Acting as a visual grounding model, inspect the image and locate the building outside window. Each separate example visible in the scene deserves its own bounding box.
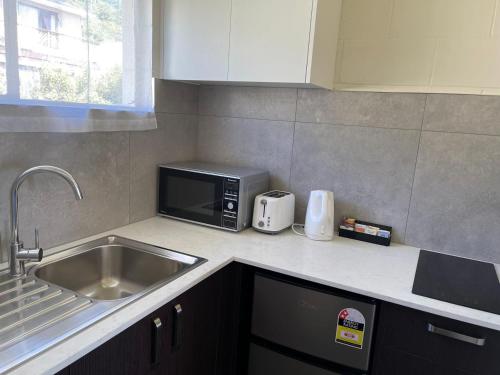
[0,0,152,111]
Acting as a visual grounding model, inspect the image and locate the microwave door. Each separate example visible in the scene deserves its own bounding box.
[159,169,224,226]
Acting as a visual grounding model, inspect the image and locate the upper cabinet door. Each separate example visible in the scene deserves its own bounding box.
[160,0,231,81]
[228,0,314,84]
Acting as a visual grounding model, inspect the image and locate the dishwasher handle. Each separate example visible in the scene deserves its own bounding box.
[427,323,486,347]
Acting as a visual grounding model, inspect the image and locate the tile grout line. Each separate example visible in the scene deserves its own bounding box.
[294,88,298,122]
[288,89,299,190]
[490,0,499,37]
[196,85,201,117]
[198,113,421,132]
[403,94,427,244]
[422,128,500,138]
[197,113,500,138]
[128,131,131,224]
[195,85,201,159]
[198,113,296,125]
[288,122,297,192]
[387,0,396,36]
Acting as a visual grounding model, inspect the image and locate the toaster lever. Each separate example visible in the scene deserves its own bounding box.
[261,199,267,218]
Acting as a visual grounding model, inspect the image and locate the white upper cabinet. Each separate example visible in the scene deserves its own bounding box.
[155,0,232,81]
[228,0,314,84]
[154,0,342,89]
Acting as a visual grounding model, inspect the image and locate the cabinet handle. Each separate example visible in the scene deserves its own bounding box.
[172,304,183,352]
[152,317,163,365]
[427,323,486,347]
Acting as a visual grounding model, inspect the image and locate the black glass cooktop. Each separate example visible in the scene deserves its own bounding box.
[412,250,500,315]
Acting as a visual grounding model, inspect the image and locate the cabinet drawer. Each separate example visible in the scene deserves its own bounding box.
[375,303,500,375]
[251,274,376,371]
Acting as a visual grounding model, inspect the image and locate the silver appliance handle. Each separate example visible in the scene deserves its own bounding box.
[427,323,486,346]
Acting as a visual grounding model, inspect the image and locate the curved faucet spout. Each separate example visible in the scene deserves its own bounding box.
[9,165,83,276]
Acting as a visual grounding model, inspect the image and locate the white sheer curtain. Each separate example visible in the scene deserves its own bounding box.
[0,0,156,132]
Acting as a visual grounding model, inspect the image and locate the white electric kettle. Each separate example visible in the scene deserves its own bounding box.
[304,190,334,241]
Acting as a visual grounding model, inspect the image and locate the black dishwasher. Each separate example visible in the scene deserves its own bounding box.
[248,273,377,375]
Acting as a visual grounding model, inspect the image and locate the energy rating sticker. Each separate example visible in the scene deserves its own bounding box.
[335,308,365,350]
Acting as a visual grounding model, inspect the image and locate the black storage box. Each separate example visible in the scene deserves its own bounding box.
[338,220,392,246]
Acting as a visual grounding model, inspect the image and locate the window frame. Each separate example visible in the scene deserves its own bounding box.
[3,0,21,101]
[0,0,149,113]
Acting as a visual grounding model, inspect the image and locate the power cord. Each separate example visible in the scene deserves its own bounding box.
[291,223,305,236]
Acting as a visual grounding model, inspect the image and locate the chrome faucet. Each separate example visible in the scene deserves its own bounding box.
[9,166,83,276]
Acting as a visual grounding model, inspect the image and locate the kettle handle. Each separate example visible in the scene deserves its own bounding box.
[320,193,329,216]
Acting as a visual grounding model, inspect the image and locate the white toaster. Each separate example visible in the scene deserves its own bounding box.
[252,191,295,234]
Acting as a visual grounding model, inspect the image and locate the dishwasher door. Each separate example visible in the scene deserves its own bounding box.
[251,274,376,372]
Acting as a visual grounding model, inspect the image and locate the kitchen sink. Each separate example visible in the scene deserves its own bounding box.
[34,237,200,301]
[0,236,205,373]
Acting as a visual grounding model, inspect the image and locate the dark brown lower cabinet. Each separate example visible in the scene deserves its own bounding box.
[372,302,500,375]
[65,263,243,375]
[58,266,500,375]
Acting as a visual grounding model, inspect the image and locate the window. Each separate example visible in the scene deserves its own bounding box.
[1,0,153,112]
[0,1,6,95]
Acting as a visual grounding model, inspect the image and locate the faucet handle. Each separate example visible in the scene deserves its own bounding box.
[35,228,40,250]
[18,228,43,262]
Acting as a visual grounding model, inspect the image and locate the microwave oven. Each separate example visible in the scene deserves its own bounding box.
[158,162,269,232]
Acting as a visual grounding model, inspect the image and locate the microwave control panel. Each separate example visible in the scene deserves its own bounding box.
[222,178,240,230]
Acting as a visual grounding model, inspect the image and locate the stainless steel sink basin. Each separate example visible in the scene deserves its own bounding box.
[0,236,205,373]
[35,238,198,300]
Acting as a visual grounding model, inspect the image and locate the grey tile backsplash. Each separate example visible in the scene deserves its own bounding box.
[130,113,198,223]
[0,132,130,263]
[2,81,500,264]
[296,89,427,129]
[406,132,500,263]
[0,80,198,263]
[290,123,420,243]
[197,85,500,262]
[199,85,298,121]
[197,116,294,191]
[423,94,500,136]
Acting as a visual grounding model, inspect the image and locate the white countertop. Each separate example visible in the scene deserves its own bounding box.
[8,217,500,374]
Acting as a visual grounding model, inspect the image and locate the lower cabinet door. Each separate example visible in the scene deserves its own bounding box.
[373,346,472,375]
[69,313,154,375]
[248,343,342,375]
[168,271,222,375]
[64,264,244,375]
[373,302,500,375]
[163,264,243,375]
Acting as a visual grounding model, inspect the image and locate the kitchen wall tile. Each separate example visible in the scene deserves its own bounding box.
[335,0,500,93]
[494,4,500,36]
[197,116,294,190]
[406,131,500,263]
[130,113,197,223]
[482,88,500,96]
[339,38,436,86]
[199,85,297,122]
[0,81,198,263]
[334,40,344,84]
[424,94,500,135]
[391,0,496,37]
[0,132,130,262]
[296,89,426,129]
[290,123,420,242]
[390,0,436,37]
[432,39,500,88]
[433,0,496,37]
[154,79,199,115]
[340,0,393,39]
